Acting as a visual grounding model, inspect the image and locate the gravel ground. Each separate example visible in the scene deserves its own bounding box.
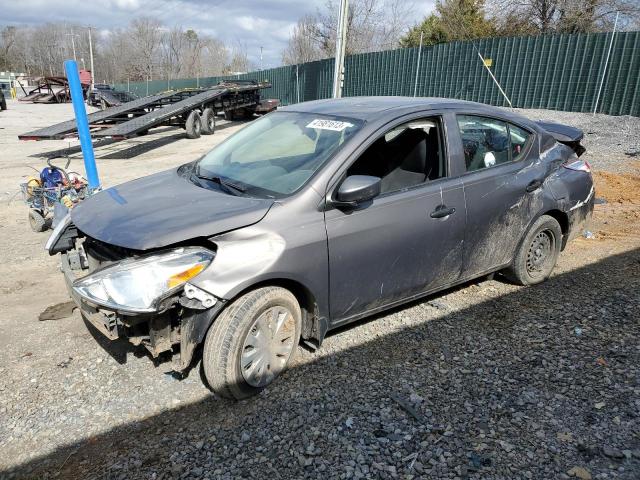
[0,100,639,480]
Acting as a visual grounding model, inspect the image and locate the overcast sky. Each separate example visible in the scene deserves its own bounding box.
[1,0,435,68]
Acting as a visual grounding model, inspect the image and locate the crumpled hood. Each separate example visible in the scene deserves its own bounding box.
[71,168,274,250]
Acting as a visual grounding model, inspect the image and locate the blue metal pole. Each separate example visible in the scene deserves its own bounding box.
[64,59,100,190]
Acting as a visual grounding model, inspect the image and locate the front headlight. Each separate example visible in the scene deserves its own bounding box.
[72,247,214,313]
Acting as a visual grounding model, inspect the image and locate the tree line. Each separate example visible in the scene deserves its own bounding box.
[1,0,637,83]
[282,0,640,64]
[0,18,250,84]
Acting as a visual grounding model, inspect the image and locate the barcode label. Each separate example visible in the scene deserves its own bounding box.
[306,119,354,131]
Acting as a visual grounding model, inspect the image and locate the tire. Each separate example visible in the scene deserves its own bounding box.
[185,110,202,139]
[201,108,216,135]
[28,210,47,232]
[503,215,562,286]
[0,98,6,110]
[224,110,236,121]
[203,286,301,400]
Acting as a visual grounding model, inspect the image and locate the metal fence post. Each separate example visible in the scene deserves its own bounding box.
[593,12,619,116]
[413,32,423,97]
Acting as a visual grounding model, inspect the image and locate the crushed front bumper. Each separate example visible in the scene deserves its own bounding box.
[60,251,224,371]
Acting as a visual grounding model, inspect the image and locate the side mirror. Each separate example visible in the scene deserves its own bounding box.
[333,175,381,207]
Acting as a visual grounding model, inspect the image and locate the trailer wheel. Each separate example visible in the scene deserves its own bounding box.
[28,210,47,232]
[185,111,202,139]
[201,108,216,135]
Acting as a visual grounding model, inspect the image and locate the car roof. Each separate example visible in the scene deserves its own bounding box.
[279,96,511,121]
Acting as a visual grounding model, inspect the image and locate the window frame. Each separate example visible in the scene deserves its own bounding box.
[332,114,450,201]
[455,113,535,175]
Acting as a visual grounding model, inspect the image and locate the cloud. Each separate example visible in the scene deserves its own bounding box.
[0,0,430,69]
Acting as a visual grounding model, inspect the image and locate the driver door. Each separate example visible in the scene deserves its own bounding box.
[324,115,466,324]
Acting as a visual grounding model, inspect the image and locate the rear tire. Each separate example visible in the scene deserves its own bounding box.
[28,210,47,232]
[202,286,301,400]
[185,111,202,139]
[201,108,215,135]
[503,215,562,285]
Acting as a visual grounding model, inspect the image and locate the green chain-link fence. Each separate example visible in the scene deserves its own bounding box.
[114,31,640,116]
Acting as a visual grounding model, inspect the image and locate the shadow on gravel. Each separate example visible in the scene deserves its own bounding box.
[5,248,640,480]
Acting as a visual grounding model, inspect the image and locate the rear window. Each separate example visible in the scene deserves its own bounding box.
[457,115,532,172]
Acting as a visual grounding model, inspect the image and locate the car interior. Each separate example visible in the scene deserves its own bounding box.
[458,115,531,172]
[347,117,446,194]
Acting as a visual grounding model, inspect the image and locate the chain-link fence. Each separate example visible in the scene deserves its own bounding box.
[114,31,640,116]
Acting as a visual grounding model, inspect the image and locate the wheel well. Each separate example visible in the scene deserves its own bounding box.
[543,209,569,249]
[227,279,319,341]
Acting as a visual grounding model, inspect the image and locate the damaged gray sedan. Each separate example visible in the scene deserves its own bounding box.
[46,97,594,399]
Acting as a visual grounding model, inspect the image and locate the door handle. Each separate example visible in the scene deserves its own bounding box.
[430,205,456,219]
[526,179,543,192]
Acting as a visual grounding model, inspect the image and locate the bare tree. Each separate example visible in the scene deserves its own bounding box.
[487,0,640,34]
[282,0,415,64]
[128,17,163,81]
[282,15,324,65]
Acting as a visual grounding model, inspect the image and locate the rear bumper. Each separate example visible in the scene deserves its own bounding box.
[565,189,595,245]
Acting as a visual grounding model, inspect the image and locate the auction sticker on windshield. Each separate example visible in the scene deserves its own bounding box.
[306,119,354,131]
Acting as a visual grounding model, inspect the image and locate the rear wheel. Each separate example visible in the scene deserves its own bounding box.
[202,286,301,400]
[201,108,216,135]
[185,110,202,139]
[504,215,562,285]
[28,210,47,232]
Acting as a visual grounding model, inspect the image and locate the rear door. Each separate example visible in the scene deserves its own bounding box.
[324,114,466,324]
[453,114,545,277]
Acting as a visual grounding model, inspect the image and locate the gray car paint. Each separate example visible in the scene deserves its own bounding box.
[54,97,594,352]
[71,168,274,250]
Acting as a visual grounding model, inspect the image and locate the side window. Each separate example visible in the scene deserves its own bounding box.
[457,115,510,172]
[346,117,446,194]
[509,123,532,161]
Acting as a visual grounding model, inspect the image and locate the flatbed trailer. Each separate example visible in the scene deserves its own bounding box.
[19,81,270,142]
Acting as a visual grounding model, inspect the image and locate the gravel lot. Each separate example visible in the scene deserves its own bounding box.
[0,99,639,480]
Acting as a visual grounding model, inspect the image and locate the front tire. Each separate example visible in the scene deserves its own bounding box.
[28,210,47,232]
[504,215,562,285]
[202,286,301,400]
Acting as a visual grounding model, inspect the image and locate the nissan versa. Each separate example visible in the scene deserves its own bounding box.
[46,97,594,399]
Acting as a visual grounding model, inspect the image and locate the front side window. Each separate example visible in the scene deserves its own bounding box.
[346,116,446,195]
[197,112,362,197]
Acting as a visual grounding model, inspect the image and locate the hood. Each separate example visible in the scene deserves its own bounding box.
[71,168,274,250]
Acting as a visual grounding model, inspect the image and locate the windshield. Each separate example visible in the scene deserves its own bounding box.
[196,111,362,198]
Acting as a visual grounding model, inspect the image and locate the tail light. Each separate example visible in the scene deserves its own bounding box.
[563,159,591,173]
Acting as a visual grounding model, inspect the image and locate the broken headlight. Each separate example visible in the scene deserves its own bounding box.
[72,247,214,313]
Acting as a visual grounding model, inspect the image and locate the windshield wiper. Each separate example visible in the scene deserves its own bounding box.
[193,166,247,195]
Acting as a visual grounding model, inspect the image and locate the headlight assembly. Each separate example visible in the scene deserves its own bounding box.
[72,247,214,313]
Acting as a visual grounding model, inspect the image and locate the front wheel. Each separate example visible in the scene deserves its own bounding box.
[28,210,47,232]
[202,286,301,400]
[503,215,562,285]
